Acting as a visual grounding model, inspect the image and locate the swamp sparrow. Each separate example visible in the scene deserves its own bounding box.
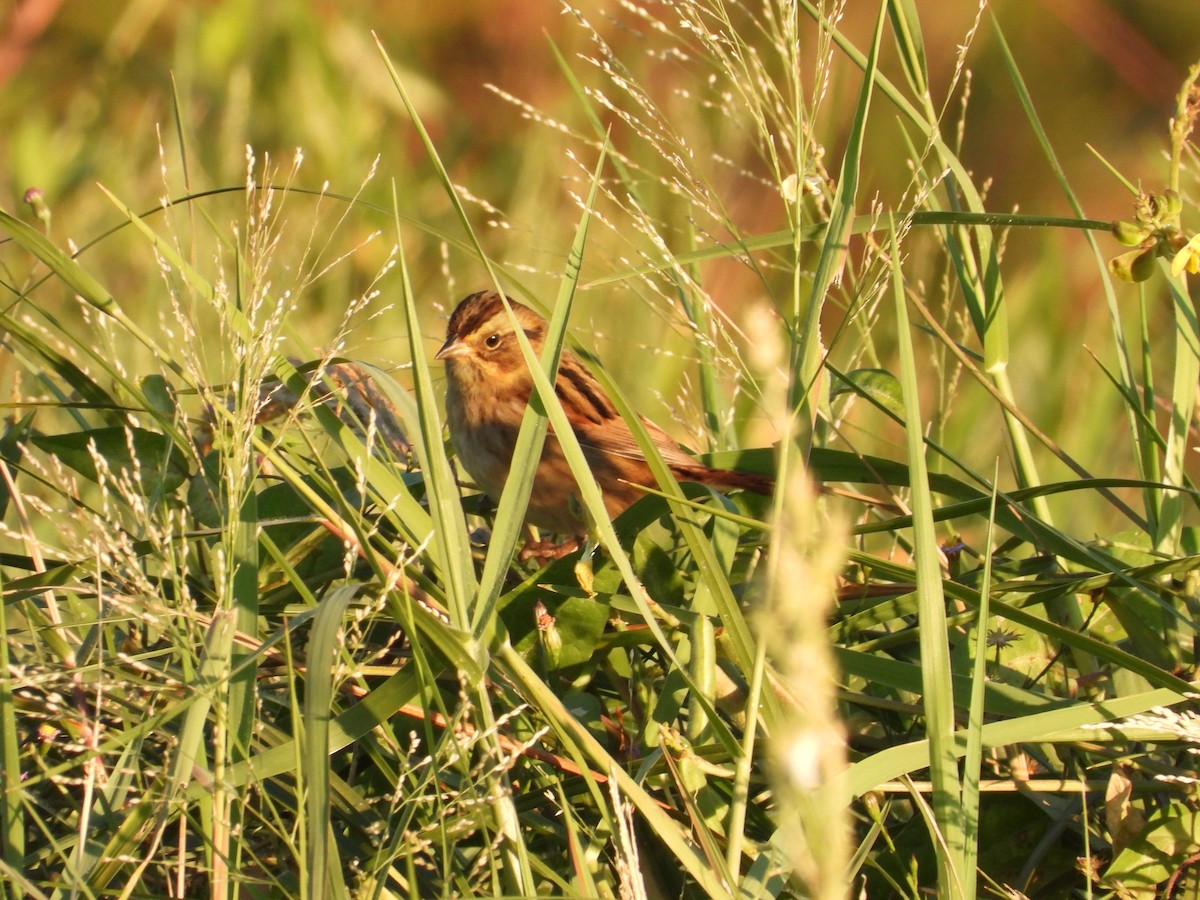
[436,290,773,536]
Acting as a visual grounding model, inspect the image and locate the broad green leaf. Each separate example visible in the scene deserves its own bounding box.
[832,367,905,418]
[32,426,190,495]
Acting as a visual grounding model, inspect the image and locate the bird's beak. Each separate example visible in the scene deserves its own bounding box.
[435,336,469,360]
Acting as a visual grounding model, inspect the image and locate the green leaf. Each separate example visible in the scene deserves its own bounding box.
[186,452,225,528]
[833,367,905,417]
[140,374,178,419]
[1104,806,1200,894]
[507,592,611,671]
[32,426,190,495]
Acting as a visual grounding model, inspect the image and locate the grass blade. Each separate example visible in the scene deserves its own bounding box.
[960,475,999,899]
[472,141,608,638]
[0,562,23,876]
[304,583,359,899]
[392,198,479,630]
[1155,267,1200,553]
[889,216,965,897]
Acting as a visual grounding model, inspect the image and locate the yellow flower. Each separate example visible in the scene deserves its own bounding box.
[1170,232,1200,277]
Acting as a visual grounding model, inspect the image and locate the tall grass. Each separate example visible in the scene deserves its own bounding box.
[2,1,1199,897]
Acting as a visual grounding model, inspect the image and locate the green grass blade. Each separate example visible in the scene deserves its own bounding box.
[523,41,776,717]
[889,217,965,897]
[1155,266,1199,553]
[582,212,1109,290]
[0,207,124,321]
[217,472,260,893]
[227,486,258,764]
[495,643,733,899]
[847,684,1195,795]
[473,142,607,638]
[990,13,1139,427]
[373,34,510,293]
[838,556,1197,698]
[391,198,479,631]
[789,0,885,432]
[377,45,537,892]
[304,583,359,899]
[887,0,929,97]
[960,476,998,899]
[0,564,23,876]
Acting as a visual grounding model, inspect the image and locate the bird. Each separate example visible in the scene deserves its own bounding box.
[435,290,773,538]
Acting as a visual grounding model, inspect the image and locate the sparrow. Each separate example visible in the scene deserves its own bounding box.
[436,290,773,536]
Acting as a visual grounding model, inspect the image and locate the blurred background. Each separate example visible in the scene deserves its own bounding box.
[2,2,1194,213]
[1,0,1198,508]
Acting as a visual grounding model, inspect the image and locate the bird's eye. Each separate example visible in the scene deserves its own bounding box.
[484,333,501,349]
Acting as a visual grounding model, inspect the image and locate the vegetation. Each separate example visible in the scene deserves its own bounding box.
[1,1,1198,897]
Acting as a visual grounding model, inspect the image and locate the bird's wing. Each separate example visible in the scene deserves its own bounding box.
[552,350,701,469]
[575,410,702,470]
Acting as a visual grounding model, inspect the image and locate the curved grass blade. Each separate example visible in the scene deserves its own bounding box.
[581,209,1108,291]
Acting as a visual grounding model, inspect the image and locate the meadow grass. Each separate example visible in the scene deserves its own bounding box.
[1,1,1199,897]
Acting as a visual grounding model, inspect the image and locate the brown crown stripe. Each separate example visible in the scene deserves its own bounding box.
[449,291,544,344]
